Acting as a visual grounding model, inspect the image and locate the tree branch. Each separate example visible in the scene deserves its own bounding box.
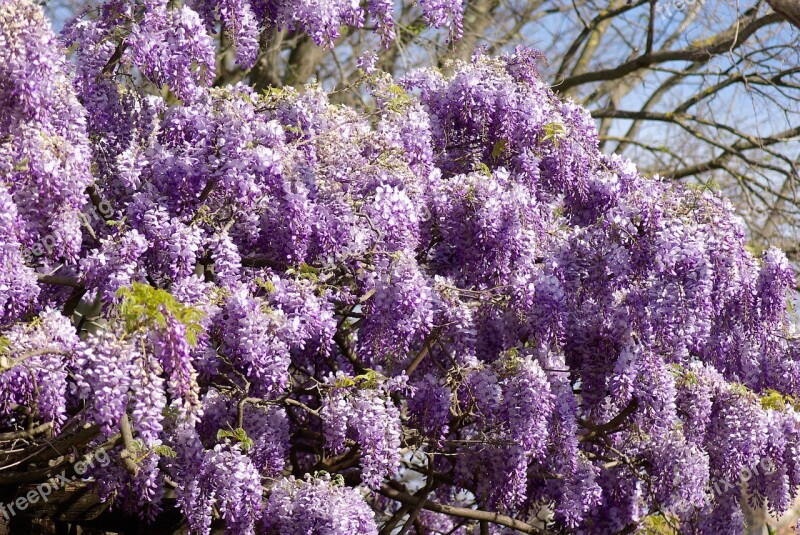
[378,483,550,534]
[556,10,782,93]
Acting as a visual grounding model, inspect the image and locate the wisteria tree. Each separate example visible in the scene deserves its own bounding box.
[2,0,800,533]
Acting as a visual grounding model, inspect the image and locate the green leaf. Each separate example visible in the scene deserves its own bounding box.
[155,445,177,458]
[640,512,680,534]
[117,282,205,345]
[255,277,276,294]
[760,389,797,412]
[387,84,407,98]
[491,138,507,159]
[541,121,567,148]
[217,427,254,452]
[745,242,766,258]
[13,158,29,172]
[334,376,356,388]
[298,263,320,282]
[401,21,427,37]
[385,84,413,112]
[353,369,379,389]
[333,369,388,390]
[240,92,255,106]
[217,429,234,440]
[670,363,705,388]
[263,87,289,100]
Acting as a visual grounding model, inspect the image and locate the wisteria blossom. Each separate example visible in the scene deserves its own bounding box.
[1,0,800,533]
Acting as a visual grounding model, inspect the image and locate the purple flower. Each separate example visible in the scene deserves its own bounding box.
[262,474,378,535]
[357,50,379,74]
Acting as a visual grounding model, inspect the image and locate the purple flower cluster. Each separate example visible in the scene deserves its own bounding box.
[80,229,149,302]
[418,0,464,40]
[217,287,291,397]
[70,331,141,435]
[321,372,404,489]
[357,255,434,367]
[261,474,378,534]
[0,184,39,324]
[197,388,289,475]
[152,308,200,409]
[175,436,264,535]
[0,0,91,263]
[0,309,79,431]
[207,232,243,288]
[128,4,217,102]
[452,355,554,509]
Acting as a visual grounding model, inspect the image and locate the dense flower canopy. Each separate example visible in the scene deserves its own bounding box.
[1,0,800,533]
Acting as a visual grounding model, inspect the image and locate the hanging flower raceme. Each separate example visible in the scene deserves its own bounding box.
[321,371,406,489]
[261,474,378,535]
[0,0,92,264]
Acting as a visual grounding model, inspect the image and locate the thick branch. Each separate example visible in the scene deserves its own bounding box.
[283,35,329,88]
[578,398,639,442]
[36,274,84,289]
[556,10,782,93]
[118,414,139,476]
[0,422,52,442]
